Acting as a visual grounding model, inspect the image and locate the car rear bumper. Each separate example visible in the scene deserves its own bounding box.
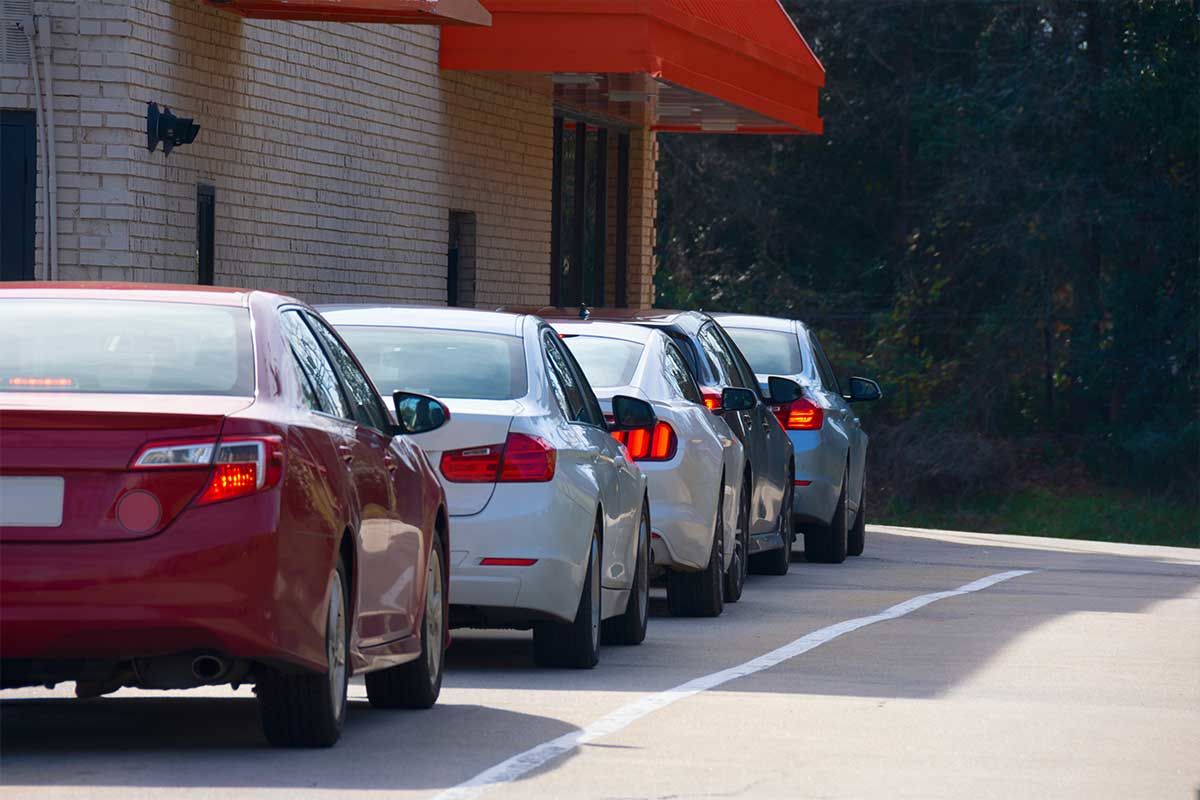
[789,429,844,525]
[447,485,593,626]
[0,494,332,674]
[643,463,713,572]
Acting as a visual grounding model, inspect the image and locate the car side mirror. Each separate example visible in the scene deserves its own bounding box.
[767,376,803,405]
[610,395,656,430]
[392,391,451,435]
[844,377,882,403]
[721,387,757,412]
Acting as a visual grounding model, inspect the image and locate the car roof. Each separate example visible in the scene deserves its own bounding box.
[549,320,658,344]
[0,281,260,307]
[708,313,799,333]
[318,304,526,336]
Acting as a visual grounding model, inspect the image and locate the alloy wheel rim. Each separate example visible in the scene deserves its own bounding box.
[637,514,648,626]
[426,549,444,684]
[739,490,751,584]
[589,537,600,649]
[327,573,347,716]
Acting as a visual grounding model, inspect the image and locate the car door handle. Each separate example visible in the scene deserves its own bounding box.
[382,452,398,473]
[337,444,355,465]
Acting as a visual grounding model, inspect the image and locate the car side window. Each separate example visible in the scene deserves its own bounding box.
[715,326,764,399]
[542,331,587,423]
[810,333,841,394]
[663,342,703,405]
[556,337,606,428]
[290,351,325,412]
[281,310,350,419]
[305,313,393,433]
[697,324,743,388]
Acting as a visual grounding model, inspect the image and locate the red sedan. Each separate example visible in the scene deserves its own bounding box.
[0,283,451,747]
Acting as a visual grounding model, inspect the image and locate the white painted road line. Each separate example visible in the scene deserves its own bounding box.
[431,569,1035,800]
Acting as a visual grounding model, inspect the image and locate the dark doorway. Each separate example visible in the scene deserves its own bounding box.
[196,184,214,285]
[552,114,630,308]
[1,110,37,281]
[448,211,476,307]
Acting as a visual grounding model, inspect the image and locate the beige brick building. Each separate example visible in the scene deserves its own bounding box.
[1,0,823,309]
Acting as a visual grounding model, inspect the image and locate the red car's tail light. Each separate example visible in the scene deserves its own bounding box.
[131,436,285,506]
[772,397,824,431]
[611,421,677,462]
[701,388,723,413]
[440,433,556,483]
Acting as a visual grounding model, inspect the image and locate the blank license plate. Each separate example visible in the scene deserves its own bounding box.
[0,476,65,527]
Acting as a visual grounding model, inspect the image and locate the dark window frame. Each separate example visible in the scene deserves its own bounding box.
[196,184,215,286]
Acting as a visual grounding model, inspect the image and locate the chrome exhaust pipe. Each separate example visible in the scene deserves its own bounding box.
[191,654,229,682]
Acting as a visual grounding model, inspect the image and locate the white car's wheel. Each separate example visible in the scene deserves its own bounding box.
[533,524,601,669]
[603,498,650,645]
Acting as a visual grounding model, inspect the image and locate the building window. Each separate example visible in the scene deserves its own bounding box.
[448,210,476,307]
[196,184,215,285]
[551,113,630,308]
[1,110,37,282]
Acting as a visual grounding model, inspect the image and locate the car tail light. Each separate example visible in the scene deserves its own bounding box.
[701,388,723,413]
[130,436,285,505]
[611,421,677,462]
[772,397,824,431]
[440,433,556,483]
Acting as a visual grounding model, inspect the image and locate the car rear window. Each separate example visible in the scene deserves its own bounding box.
[0,298,253,395]
[723,327,804,376]
[335,326,527,400]
[560,336,644,388]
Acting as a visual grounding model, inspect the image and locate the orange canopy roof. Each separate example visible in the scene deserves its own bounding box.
[440,0,824,134]
[201,0,490,25]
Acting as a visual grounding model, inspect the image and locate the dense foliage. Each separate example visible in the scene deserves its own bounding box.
[656,1,1199,508]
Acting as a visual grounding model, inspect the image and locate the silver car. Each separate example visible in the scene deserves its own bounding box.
[713,314,881,563]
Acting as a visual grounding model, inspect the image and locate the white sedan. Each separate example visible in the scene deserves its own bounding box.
[320,306,651,668]
[552,320,750,617]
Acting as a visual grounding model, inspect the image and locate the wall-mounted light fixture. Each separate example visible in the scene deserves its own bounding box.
[146,102,200,156]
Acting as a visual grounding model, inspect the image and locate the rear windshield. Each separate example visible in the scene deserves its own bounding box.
[723,327,803,376]
[335,326,527,400]
[561,336,644,388]
[0,298,253,395]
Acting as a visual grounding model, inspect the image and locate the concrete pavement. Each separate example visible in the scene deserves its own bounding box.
[3,527,1198,799]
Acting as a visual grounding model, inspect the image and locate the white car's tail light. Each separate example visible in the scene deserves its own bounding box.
[611,421,678,462]
[772,397,824,431]
[440,433,556,483]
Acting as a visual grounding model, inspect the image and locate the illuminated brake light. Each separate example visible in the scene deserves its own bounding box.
[131,436,283,505]
[440,433,556,483]
[611,421,677,462]
[773,397,824,431]
[7,376,75,387]
[701,388,723,413]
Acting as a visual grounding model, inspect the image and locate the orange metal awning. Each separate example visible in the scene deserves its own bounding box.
[440,0,824,134]
[201,0,491,25]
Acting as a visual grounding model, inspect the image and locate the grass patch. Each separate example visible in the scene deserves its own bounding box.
[881,487,1200,548]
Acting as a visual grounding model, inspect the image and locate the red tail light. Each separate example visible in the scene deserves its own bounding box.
[701,388,723,413]
[440,433,556,483]
[130,436,285,507]
[611,421,677,462]
[772,397,824,431]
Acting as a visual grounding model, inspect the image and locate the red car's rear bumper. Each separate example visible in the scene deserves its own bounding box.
[0,493,333,674]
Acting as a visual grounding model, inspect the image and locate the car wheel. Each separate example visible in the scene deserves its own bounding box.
[848,473,866,557]
[667,496,724,618]
[723,477,750,602]
[258,556,349,748]
[750,467,793,576]
[365,530,446,708]
[806,469,848,564]
[602,498,650,646]
[533,525,601,669]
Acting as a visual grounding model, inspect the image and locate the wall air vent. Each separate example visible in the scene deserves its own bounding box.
[1,0,33,64]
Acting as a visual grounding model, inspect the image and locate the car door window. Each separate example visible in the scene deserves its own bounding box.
[715,326,765,400]
[697,324,742,387]
[663,343,703,404]
[810,333,841,394]
[290,350,325,412]
[542,331,588,423]
[556,338,606,428]
[281,310,351,419]
[305,313,393,433]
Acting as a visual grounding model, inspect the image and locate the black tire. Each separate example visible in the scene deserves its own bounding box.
[667,498,724,618]
[365,530,446,708]
[806,470,848,564]
[750,467,793,576]
[603,499,650,646]
[848,475,866,557]
[723,476,750,603]
[258,557,349,748]
[533,526,601,669]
